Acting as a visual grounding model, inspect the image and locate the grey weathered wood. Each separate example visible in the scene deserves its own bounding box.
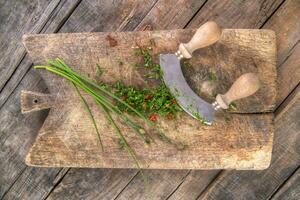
[187,0,284,29]
[263,0,300,106]
[115,170,190,200]
[46,169,138,200]
[196,83,300,200]
[183,1,300,199]
[135,0,207,30]
[264,0,300,66]
[0,0,60,92]
[0,0,158,199]
[167,170,219,200]
[0,0,82,109]
[272,167,300,200]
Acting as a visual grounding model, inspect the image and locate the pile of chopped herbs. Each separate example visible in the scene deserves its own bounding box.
[112,80,182,121]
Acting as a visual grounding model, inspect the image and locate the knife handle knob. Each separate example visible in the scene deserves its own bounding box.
[214,73,260,109]
[176,21,222,59]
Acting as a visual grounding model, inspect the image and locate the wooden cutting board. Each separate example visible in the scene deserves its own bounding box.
[22,29,276,169]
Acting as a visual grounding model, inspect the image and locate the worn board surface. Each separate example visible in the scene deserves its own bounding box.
[22,29,276,169]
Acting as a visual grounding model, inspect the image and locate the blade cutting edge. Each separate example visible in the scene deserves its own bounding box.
[159,54,215,124]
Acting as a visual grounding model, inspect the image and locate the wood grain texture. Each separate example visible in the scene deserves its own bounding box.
[0,0,82,108]
[135,0,207,30]
[187,0,284,29]
[272,167,300,200]
[0,0,60,92]
[167,170,219,200]
[22,29,275,169]
[263,0,300,106]
[0,68,56,199]
[115,170,190,200]
[47,168,138,200]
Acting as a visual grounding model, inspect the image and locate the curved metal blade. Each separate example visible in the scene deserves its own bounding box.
[159,54,215,124]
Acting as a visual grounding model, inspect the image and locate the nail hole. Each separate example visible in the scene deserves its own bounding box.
[33,99,38,103]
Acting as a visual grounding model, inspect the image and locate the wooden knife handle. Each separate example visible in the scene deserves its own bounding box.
[213,73,260,110]
[175,21,222,59]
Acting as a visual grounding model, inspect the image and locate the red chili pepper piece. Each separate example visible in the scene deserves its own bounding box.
[145,95,153,100]
[149,114,157,121]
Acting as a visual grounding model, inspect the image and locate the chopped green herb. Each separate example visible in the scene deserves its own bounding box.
[96,64,106,77]
[208,72,217,82]
[117,59,124,66]
[193,112,207,125]
[112,81,182,119]
[177,142,188,151]
[224,115,232,123]
[228,102,237,111]
[158,131,172,143]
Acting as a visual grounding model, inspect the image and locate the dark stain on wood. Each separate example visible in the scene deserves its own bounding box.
[106,34,118,47]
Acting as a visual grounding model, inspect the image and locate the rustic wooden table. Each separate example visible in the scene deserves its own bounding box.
[0,0,299,199]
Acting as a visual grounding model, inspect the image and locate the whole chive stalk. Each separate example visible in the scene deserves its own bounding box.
[95,100,148,185]
[73,84,104,151]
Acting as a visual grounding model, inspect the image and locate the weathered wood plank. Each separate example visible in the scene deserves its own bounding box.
[263,0,300,66]
[58,0,158,33]
[0,0,61,92]
[167,170,219,200]
[115,170,190,200]
[0,0,82,108]
[46,169,138,200]
[263,0,300,106]
[2,1,296,200]
[0,0,159,199]
[272,167,300,200]
[196,83,300,200]
[187,0,284,29]
[277,42,300,106]
[135,0,207,30]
